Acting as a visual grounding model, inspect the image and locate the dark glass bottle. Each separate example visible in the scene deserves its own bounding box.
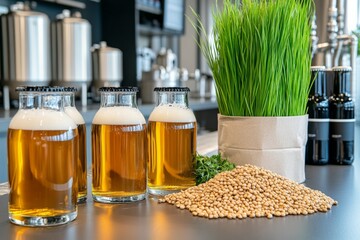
[329,66,355,165]
[306,66,329,165]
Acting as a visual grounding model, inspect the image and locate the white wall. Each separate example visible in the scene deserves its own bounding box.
[180,0,220,74]
[179,0,198,73]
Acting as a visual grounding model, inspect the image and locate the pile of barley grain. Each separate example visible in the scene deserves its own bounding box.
[159,164,337,219]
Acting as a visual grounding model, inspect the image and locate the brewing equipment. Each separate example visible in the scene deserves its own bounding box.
[52,10,91,107]
[312,0,358,101]
[91,41,123,99]
[140,48,182,103]
[1,2,51,109]
[156,48,177,71]
[137,47,155,81]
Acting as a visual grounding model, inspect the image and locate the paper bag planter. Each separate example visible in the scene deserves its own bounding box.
[218,115,308,183]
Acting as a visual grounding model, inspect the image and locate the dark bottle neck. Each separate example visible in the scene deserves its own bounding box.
[310,70,326,97]
[333,71,351,95]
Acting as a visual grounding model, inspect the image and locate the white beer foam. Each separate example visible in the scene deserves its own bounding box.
[92,106,146,125]
[65,107,85,125]
[149,104,196,122]
[9,109,77,130]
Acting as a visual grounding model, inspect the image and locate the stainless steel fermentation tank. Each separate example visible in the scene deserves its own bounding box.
[1,2,51,109]
[91,41,123,100]
[52,10,91,106]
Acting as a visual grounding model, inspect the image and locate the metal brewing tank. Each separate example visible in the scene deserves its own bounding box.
[1,2,51,99]
[51,10,91,94]
[91,41,123,90]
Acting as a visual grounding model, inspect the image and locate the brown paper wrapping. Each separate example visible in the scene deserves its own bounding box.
[218,114,308,183]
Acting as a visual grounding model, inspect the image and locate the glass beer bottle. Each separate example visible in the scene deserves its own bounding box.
[92,87,147,203]
[329,66,355,165]
[63,88,87,203]
[306,66,329,165]
[7,86,78,226]
[148,87,197,196]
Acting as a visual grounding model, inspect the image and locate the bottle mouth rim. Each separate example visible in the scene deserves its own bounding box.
[16,86,78,92]
[154,87,190,92]
[310,66,326,72]
[332,66,352,72]
[98,87,138,92]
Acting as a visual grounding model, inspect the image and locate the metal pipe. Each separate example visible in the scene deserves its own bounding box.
[358,0,360,26]
[334,34,359,98]
[311,13,319,58]
[324,0,338,67]
[316,42,330,52]
[333,0,345,66]
[327,7,338,51]
[331,0,337,8]
[337,0,345,35]
[349,35,358,99]
[333,39,344,66]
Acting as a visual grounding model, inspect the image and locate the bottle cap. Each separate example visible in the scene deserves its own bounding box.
[310,67,327,96]
[16,86,77,92]
[310,66,326,71]
[332,66,352,72]
[154,87,190,92]
[98,87,138,92]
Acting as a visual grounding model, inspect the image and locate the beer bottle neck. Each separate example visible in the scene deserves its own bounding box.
[63,93,76,108]
[310,70,326,96]
[333,71,351,95]
[19,93,64,111]
[100,92,137,108]
[156,92,189,107]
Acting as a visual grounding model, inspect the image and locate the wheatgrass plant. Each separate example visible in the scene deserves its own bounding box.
[196,0,313,116]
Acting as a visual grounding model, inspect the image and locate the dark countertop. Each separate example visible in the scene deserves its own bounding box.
[0,127,359,239]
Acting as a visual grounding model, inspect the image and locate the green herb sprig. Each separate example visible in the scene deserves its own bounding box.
[193,0,313,117]
[194,154,236,185]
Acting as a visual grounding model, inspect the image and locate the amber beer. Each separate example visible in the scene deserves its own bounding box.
[76,124,87,200]
[65,106,87,202]
[8,109,78,225]
[148,105,197,195]
[92,107,147,202]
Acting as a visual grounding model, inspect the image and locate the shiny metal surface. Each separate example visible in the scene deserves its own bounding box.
[313,0,358,65]
[91,41,122,90]
[141,48,184,103]
[1,2,50,97]
[137,48,155,80]
[140,66,168,104]
[140,67,183,103]
[52,10,91,85]
[156,48,177,71]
